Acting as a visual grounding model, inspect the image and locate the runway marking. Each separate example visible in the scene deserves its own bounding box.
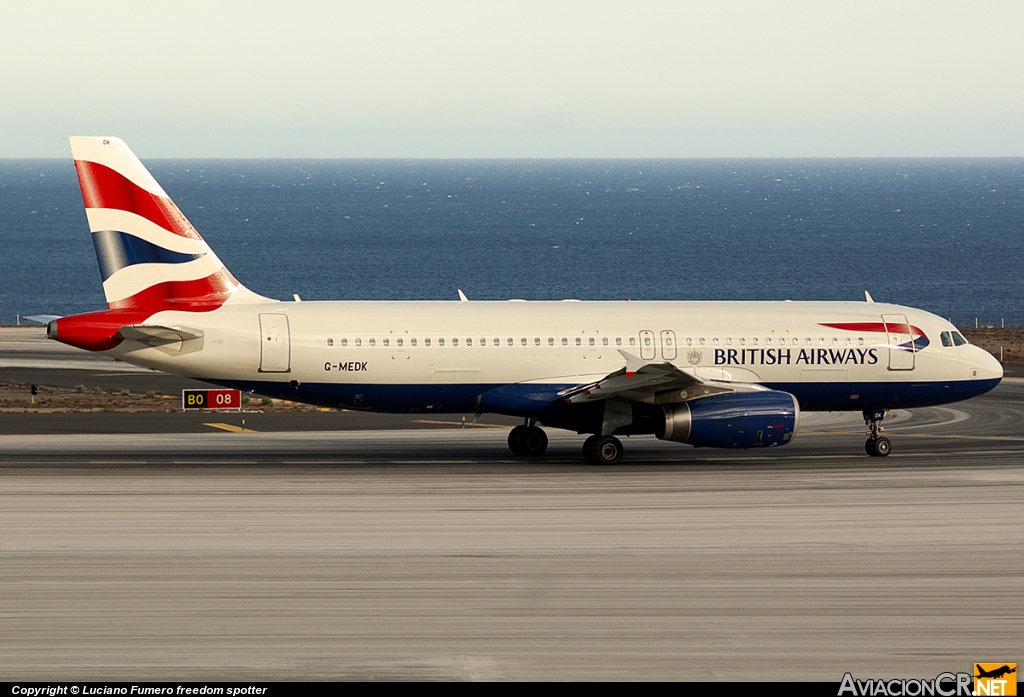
[90,373,141,376]
[203,422,259,433]
[172,460,258,464]
[412,419,511,428]
[800,430,1024,442]
[280,460,368,464]
[88,460,147,464]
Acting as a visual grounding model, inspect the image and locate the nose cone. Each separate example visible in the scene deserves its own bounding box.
[970,345,1004,382]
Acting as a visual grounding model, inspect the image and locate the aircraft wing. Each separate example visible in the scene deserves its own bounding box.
[558,350,762,405]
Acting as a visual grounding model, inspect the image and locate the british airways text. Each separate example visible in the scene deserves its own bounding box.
[714,348,879,366]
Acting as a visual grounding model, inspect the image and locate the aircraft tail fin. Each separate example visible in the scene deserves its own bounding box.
[68,136,267,311]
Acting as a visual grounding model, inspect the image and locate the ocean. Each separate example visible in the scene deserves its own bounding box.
[1,158,1022,325]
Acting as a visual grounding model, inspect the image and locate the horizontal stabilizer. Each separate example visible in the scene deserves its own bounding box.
[117,324,204,346]
[24,314,62,324]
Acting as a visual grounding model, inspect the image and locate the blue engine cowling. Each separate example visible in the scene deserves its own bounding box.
[657,390,800,449]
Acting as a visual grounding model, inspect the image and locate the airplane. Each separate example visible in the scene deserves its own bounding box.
[975,665,1016,680]
[46,136,1004,464]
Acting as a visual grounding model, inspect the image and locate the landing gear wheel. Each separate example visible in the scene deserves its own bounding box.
[509,425,548,456]
[508,425,527,455]
[518,426,548,456]
[584,435,624,465]
[865,436,892,457]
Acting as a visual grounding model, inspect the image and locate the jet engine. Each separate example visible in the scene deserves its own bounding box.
[656,391,800,449]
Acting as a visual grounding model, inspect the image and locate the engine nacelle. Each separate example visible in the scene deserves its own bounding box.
[657,391,800,449]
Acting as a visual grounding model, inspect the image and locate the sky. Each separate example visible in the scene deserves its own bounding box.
[3,1,1023,158]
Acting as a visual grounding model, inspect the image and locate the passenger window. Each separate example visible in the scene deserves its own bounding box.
[520,337,527,346]
[396,338,403,347]
[466,338,472,346]
[685,337,692,346]
[341,338,348,347]
[369,338,376,347]
[561,337,568,346]
[327,338,334,347]
[940,332,953,347]
[575,338,582,346]
[616,337,623,346]
[493,338,499,346]
[439,338,445,346]
[480,338,486,346]
[548,337,554,346]
[424,338,431,346]
[602,337,608,346]
[410,338,417,346]
[699,337,706,346]
[589,337,595,346]
[355,338,361,347]
[452,338,459,346]
[535,337,541,346]
[383,338,390,347]
[857,337,864,346]
[726,337,733,346]
[507,338,513,346]
[629,337,636,346]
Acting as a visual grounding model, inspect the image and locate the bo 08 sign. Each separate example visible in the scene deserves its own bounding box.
[182,389,242,411]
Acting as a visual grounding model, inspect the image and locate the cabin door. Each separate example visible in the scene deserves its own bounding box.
[882,313,915,371]
[259,314,291,373]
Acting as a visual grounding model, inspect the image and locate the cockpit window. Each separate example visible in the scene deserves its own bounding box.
[952,331,968,346]
[940,331,953,347]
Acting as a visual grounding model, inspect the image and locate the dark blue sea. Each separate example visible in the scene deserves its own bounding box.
[2,158,1022,326]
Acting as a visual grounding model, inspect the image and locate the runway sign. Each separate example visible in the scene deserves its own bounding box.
[182,389,241,411]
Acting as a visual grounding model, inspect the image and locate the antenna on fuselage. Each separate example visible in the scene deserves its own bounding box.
[864,291,874,303]
[457,289,469,302]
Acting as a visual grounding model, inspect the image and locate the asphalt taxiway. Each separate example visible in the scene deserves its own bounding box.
[2,328,1022,680]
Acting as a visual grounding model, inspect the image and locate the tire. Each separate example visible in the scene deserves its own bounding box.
[873,436,892,457]
[582,435,600,464]
[866,436,892,457]
[508,425,527,455]
[592,435,624,465]
[519,426,548,456]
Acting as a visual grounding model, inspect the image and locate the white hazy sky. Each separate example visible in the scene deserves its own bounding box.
[3,1,1023,157]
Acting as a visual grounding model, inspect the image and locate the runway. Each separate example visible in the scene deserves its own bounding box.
[2,327,1023,680]
[1,384,1022,680]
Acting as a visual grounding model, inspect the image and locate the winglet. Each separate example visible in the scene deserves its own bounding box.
[617,349,647,378]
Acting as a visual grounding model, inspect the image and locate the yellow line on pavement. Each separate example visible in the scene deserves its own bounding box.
[412,419,511,429]
[203,422,258,433]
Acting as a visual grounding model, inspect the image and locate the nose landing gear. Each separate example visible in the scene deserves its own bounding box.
[864,409,891,457]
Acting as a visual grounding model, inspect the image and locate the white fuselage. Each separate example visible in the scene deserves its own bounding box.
[102,298,1002,416]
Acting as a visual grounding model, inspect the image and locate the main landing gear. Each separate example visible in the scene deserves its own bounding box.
[582,434,624,465]
[506,420,626,465]
[864,409,892,457]
[508,420,548,457]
